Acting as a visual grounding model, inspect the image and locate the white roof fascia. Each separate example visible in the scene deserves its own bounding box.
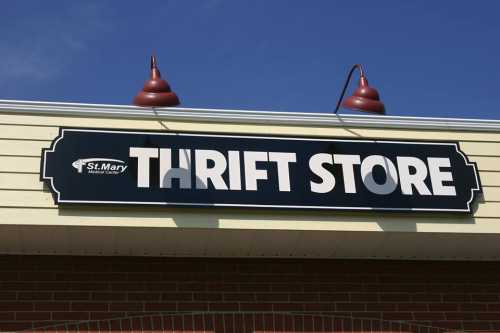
[0,99,499,132]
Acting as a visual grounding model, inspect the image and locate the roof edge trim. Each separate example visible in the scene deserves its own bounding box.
[1,99,499,132]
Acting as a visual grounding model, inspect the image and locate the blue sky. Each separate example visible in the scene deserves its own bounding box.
[1,1,500,119]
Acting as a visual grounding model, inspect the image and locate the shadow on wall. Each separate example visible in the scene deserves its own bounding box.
[56,204,480,231]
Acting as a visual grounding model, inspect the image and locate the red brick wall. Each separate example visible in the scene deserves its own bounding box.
[0,255,499,332]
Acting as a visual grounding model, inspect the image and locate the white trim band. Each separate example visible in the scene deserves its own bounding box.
[1,99,500,132]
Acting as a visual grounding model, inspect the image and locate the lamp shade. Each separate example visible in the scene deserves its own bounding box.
[133,56,180,107]
[341,75,385,114]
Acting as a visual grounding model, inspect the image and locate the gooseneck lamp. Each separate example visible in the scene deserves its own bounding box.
[334,64,385,115]
[133,55,180,107]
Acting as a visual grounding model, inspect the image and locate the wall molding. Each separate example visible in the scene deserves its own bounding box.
[1,99,500,132]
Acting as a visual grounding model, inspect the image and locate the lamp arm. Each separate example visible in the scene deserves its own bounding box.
[334,64,364,114]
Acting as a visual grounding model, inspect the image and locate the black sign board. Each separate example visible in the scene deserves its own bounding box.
[41,128,481,213]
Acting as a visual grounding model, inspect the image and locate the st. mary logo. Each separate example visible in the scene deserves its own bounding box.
[72,158,128,175]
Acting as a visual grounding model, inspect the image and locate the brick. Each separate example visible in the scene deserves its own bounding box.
[411,293,442,302]
[460,303,488,311]
[397,303,428,311]
[17,292,53,300]
[69,281,109,290]
[34,302,70,311]
[492,321,500,330]
[178,282,205,291]
[425,283,457,292]
[1,281,37,290]
[272,302,304,312]
[240,302,273,311]
[305,283,361,292]
[223,293,255,301]
[110,282,145,291]
[127,272,162,281]
[303,302,335,312]
[161,272,192,282]
[382,312,413,321]
[144,302,177,311]
[72,302,108,311]
[240,283,271,292]
[0,272,19,280]
[471,294,499,302]
[36,281,71,290]
[15,311,51,320]
[366,303,396,311]
[336,303,365,311]
[159,292,192,301]
[94,272,128,281]
[54,292,90,300]
[128,292,162,301]
[71,261,112,272]
[445,312,475,320]
[0,322,33,331]
[109,302,143,311]
[289,293,319,302]
[318,293,349,302]
[379,293,410,302]
[0,302,33,311]
[177,302,208,311]
[0,312,14,320]
[0,292,16,300]
[144,282,177,291]
[476,312,500,320]
[203,283,238,292]
[350,311,382,319]
[443,293,471,302]
[463,321,492,330]
[90,312,126,320]
[52,312,90,321]
[255,293,289,302]
[18,271,56,281]
[467,284,500,293]
[413,312,446,320]
[91,292,126,301]
[350,293,379,302]
[366,283,427,292]
[209,302,239,311]
[428,303,459,311]
[193,292,223,301]
[346,274,377,283]
[55,272,94,281]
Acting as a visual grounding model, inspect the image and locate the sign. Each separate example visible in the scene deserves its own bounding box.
[41,128,482,213]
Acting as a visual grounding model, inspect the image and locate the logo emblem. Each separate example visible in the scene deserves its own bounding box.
[72,158,128,175]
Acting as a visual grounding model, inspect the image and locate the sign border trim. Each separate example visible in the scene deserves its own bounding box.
[40,127,482,213]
